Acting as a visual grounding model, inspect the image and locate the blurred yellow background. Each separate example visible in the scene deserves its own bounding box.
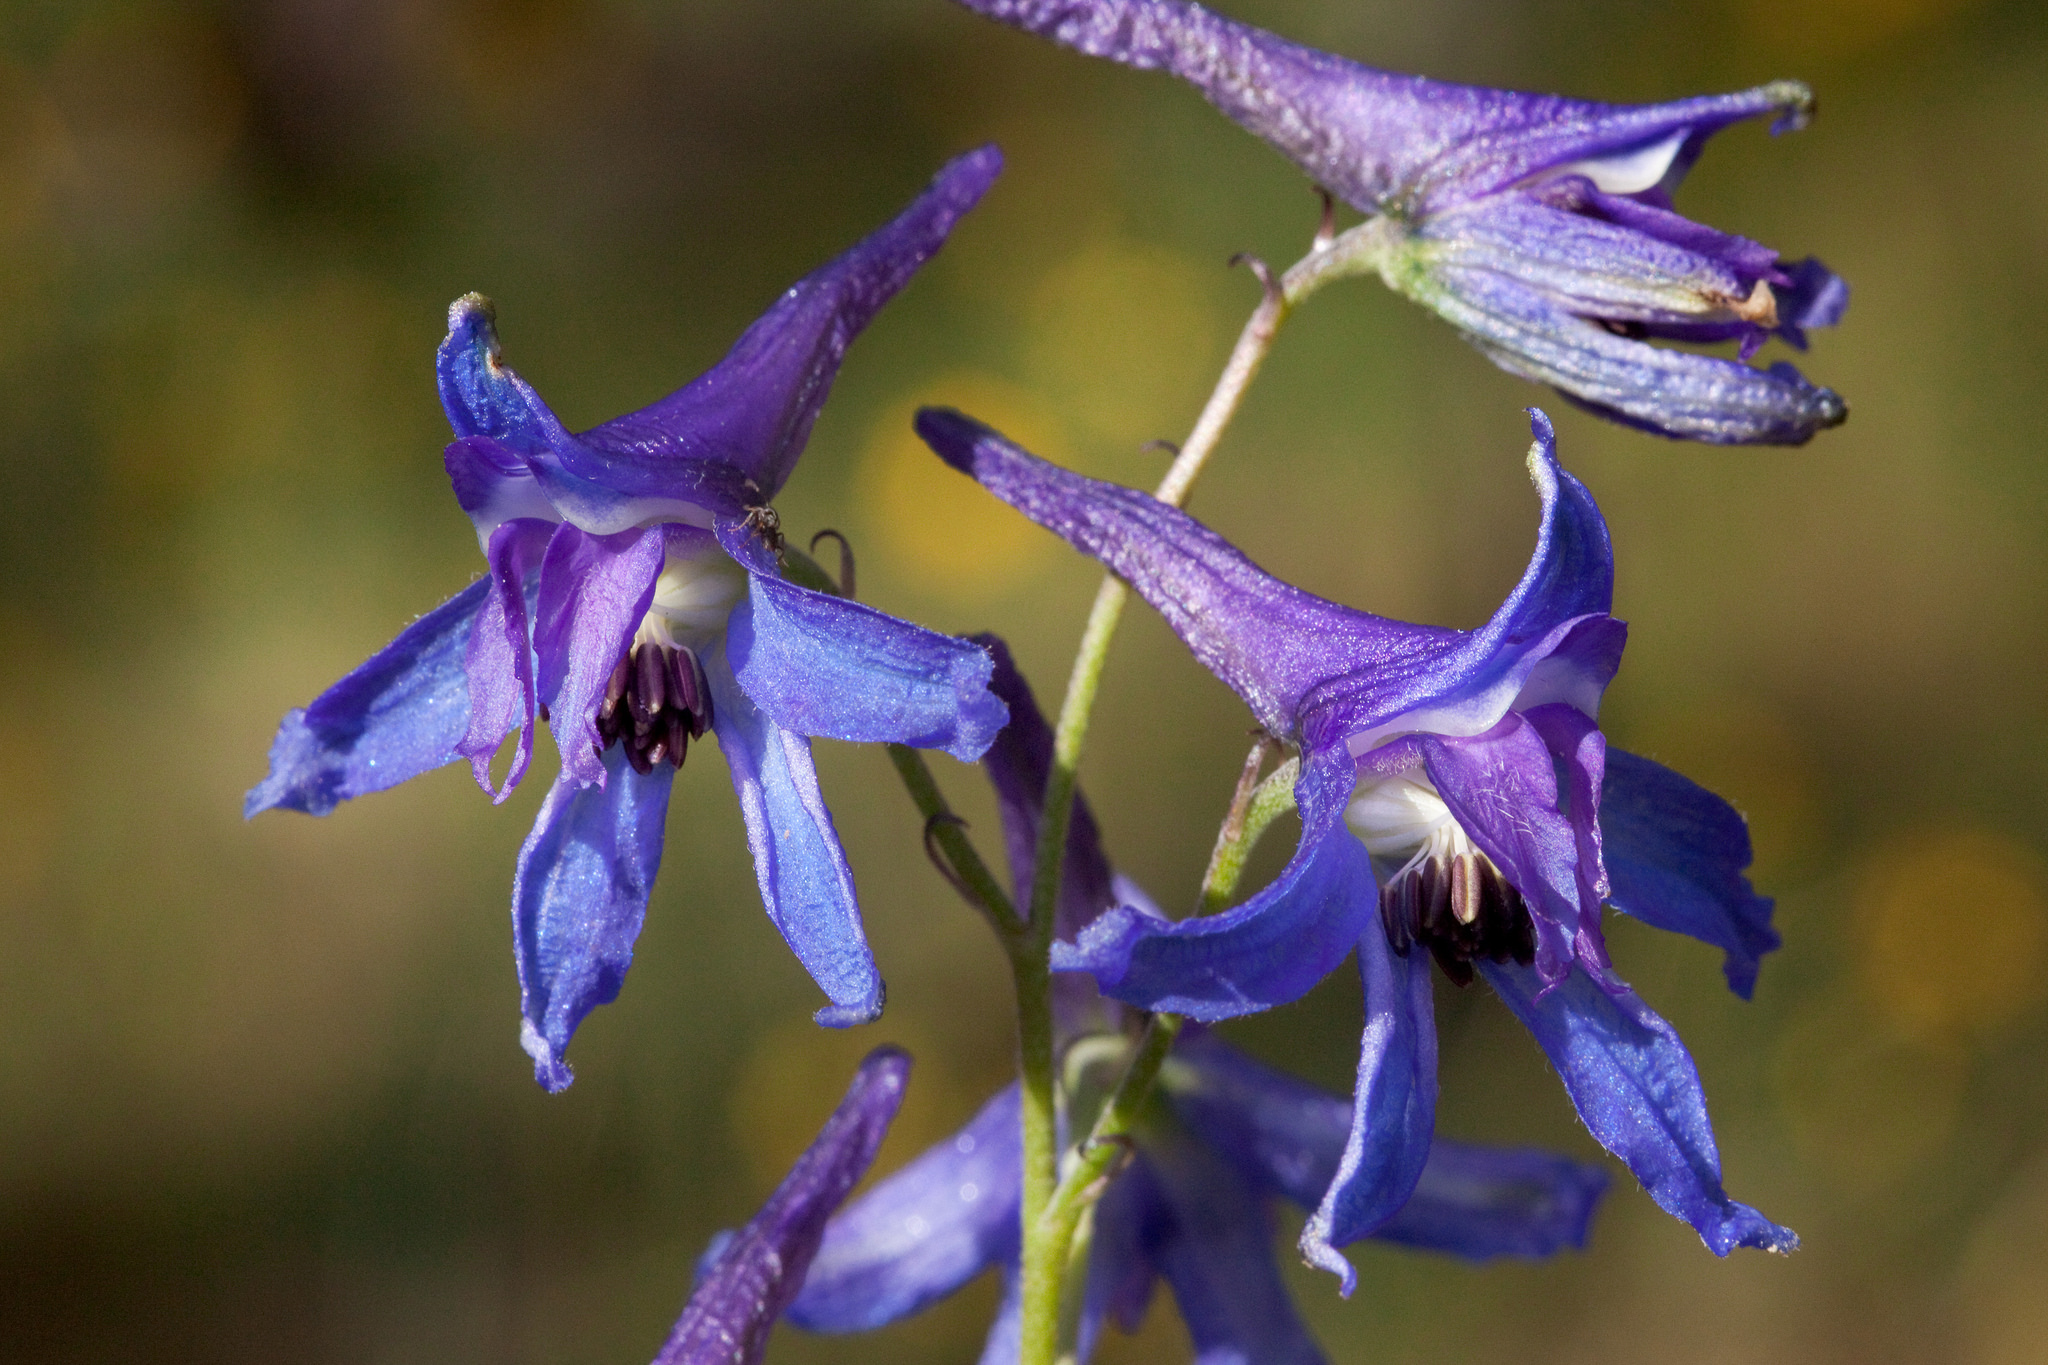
[2,0,2045,1360]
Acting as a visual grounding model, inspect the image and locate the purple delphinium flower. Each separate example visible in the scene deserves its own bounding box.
[782,639,1609,1364]
[917,405,1793,1283]
[953,0,1848,445]
[245,149,1009,1091]
[657,1046,910,1365]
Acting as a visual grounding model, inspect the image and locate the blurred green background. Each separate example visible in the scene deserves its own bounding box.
[3,0,2046,1359]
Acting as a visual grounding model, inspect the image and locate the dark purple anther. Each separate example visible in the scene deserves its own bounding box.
[632,643,669,727]
[597,641,714,774]
[1378,879,1412,956]
[602,652,633,724]
[669,646,709,733]
[1381,851,1537,989]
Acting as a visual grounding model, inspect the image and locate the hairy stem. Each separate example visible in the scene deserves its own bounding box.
[1198,735,1278,912]
[1029,734,1302,1326]
[1199,756,1300,915]
[1015,220,1354,1364]
[1035,1011,1184,1298]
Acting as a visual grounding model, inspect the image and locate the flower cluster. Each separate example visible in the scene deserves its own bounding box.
[248,5,1843,1362]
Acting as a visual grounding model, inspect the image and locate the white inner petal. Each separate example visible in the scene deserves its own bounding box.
[638,538,747,648]
[1553,128,1689,196]
[1345,768,1482,875]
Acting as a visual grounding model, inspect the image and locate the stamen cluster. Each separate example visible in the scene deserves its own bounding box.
[1378,852,1537,986]
[596,641,713,773]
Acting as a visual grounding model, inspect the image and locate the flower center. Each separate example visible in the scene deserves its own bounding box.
[1345,771,1536,985]
[638,537,748,651]
[596,641,712,774]
[593,537,743,775]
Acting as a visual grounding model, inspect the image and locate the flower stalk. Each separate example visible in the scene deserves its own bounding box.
[1025,732,1303,1361]
[1011,226,1348,1365]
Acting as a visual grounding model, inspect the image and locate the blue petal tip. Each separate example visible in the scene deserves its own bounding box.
[813,989,886,1029]
[1301,1231,1359,1296]
[1718,1206,1800,1256]
[521,1019,574,1093]
[913,406,984,474]
[446,291,496,336]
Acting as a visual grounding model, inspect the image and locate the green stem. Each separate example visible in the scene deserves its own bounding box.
[1013,935,1060,1262]
[1014,221,1359,1365]
[1198,736,1278,911]
[1027,735,1304,1360]
[1014,575,1124,1365]
[1039,1009,1183,1239]
[1198,757,1300,915]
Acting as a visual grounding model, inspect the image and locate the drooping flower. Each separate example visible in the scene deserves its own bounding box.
[953,0,1848,444]
[245,149,1009,1091]
[656,1046,910,1365]
[917,405,1794,1282]
[782,637,1609,1364]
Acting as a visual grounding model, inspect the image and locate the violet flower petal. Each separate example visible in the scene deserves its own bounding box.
[1522,702,1611,898]
[704,645,883,1026]
[1133,1135,1328,1365]
[1416,711,1586,979]
[657,1047,910,1365]
[1079,1164,1156,1358]
[1779,256,1852,340]
[443,434,557,544]
[586,147,1003,502]
[459,516,553,801]
[977,1266,1023,1365]
[531,522,668,788]
[1051,746,1376,1020]
[919,407,1614,750]
[1431,195,1765,326]
[1299,925,1438,1293]
[976,634,1119,949]
[244,578,486,818]
[1159,1031,1357,1209]
[512,744,676,1093]
[434,149,1004,537]
[1529,181,1788,291]
[1166,1034,1609,1260]
[434,295,778,537]
[918,407,1407,737]
[1601,748,1779,999]
[1424,260,1847,444]
[1373,1140,1607,1261]
[1521,700,1614,971]
[787,1086,1021,1332]
[1304,409,1619,747]
[974,633,1128,1034]
[951,0,1811,213]
[952,0,1846,445]
[715,519,1007,761]
[438,295,560,451]
[1479,959,1797,1255]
